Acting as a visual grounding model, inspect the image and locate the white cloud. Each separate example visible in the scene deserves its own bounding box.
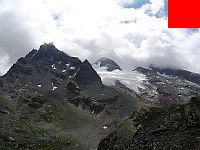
[0,0,200,75]
[0,52,9,75]
[149,0,165,14]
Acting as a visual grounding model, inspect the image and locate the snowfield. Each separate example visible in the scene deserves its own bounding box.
[94,66,147,93]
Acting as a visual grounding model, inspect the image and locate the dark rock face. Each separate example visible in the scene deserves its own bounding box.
[75,59,102,85]
[98,97,200,150]
[0,78,3,88]
[94,57,122,71]
[28,95,47,108]
[65,80,80,93]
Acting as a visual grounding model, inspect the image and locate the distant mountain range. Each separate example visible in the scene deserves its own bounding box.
[0,43,200,149]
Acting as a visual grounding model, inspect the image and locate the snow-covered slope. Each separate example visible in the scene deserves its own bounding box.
[94,66,146,93]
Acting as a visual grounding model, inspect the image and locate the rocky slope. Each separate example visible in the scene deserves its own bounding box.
[136,67,200,106]
[98,96,200,150]
[150,66,200,85]
[0,43,140,149]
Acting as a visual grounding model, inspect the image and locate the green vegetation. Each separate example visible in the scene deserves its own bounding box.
[0,96,14,114]
[0,93,77,150]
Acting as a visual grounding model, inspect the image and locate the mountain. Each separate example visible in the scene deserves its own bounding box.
[94,57,122,71]
[98,96,200,150]
[1,44,200,149]
[0,43,140,149]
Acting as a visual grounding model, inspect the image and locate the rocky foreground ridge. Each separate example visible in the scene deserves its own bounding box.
[98,96,200,150]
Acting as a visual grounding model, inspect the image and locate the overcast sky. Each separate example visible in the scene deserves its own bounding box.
[0,0,200,75]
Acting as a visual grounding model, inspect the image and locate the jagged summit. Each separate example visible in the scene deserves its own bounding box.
[24,43,77,64]
[3,44,102,91]
[94,57,122,71]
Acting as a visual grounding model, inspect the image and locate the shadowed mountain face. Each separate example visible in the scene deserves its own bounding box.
[94,57,122,71]
[75,59,102,85]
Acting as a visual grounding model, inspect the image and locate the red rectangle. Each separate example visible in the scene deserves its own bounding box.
[168,0,200,28]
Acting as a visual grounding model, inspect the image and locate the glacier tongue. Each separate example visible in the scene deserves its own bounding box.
[94,66,146,93]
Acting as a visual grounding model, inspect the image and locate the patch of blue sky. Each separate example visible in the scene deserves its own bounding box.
[123,0,150,9]
[186,28,199,34]
[123,0,168,18]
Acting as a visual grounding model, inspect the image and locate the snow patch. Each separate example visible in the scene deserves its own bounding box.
[52,64,56,69]
[51,82,58,90]
[66,63,70,66]
[62,70,66,72]
[37,84,42,87]
[52,86,58,91]
[103,126,108,129]
[70,66,75,70]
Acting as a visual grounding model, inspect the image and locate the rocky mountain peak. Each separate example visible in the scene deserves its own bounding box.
[75,59,102,85]
[3,44,101,90]
[94,57,122,71]
[29,43,72,62]
[37,43,60,55]
[83,59,91,66]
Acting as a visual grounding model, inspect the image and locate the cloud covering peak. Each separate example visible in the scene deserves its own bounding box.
[0,0,200,75]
